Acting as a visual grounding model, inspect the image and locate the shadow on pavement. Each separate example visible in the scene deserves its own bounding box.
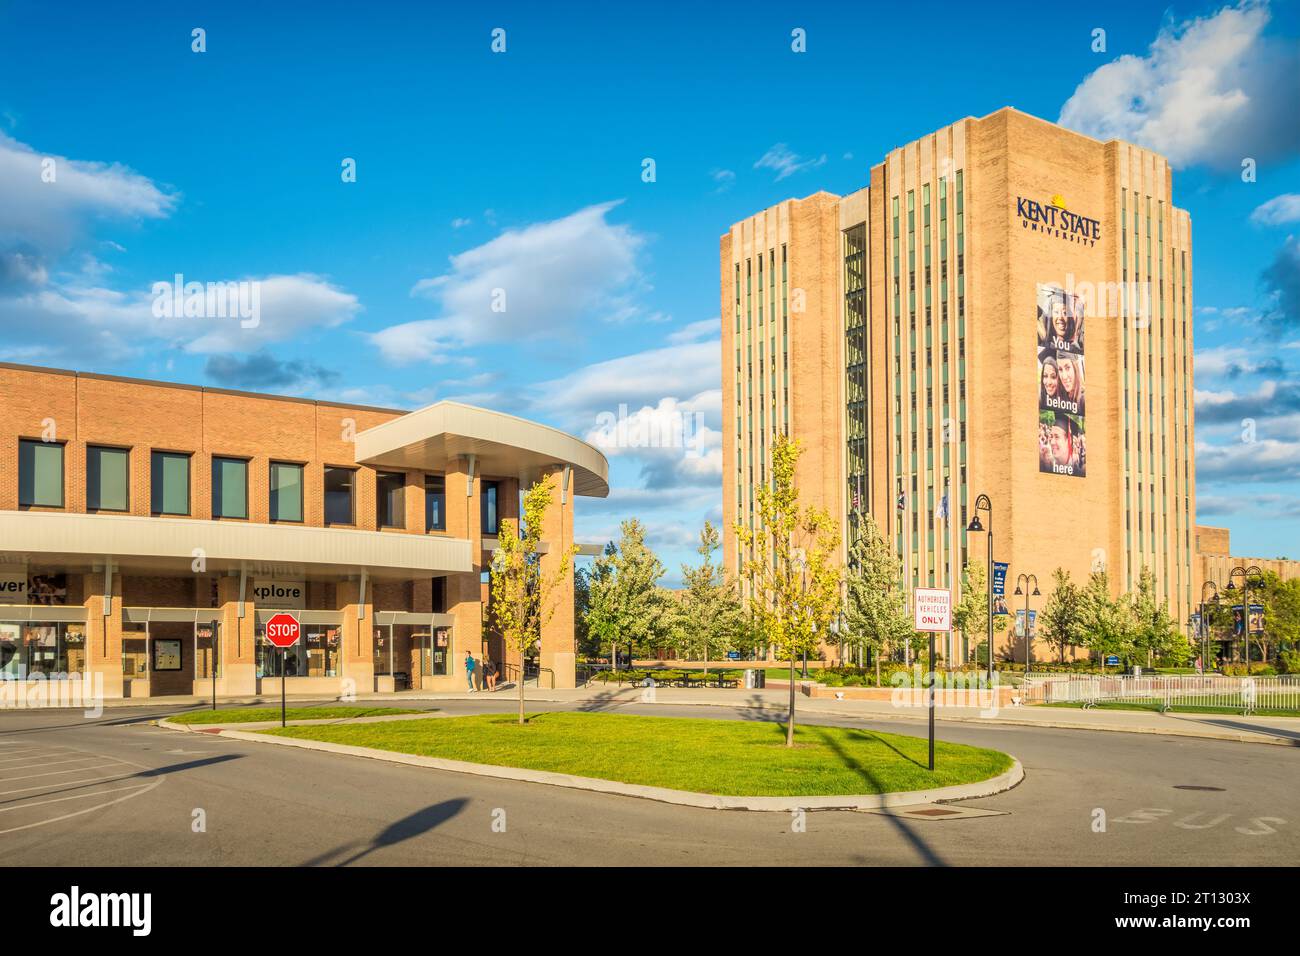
[298,798,470,866]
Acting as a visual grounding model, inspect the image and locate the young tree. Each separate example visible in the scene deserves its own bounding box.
[736,435,842,747]
[675,521,744,674]
[1078,571,1137,668]
[952,561,1009,667]
[842,511,913,684]
[1038,568,1086,663]
[584,519,669,669]
[1259,571,1300,663]
[1130,565,1189,667]
[488,474,578,725]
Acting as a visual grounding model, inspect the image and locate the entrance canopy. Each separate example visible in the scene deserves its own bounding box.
[353,401,609,498]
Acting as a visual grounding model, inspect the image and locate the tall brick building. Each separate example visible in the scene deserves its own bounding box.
[723,107,1204,663]
[0,363,607,698]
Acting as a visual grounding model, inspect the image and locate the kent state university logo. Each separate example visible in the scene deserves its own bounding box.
[1016,194,1100,247]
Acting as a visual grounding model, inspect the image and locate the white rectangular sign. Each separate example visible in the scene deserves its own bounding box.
[251,579,306,609]
[914,587,952,632]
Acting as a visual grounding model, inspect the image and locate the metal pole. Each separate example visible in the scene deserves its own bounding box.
[1244,577,1251,668]
[281,648,287,728]
[928,631,935,771]
[212,623,217,712]
[982,522,993,686]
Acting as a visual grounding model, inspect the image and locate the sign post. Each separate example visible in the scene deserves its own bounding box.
[264,612,301,728]
[914,587,952,771]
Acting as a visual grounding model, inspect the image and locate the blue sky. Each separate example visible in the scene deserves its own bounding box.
[1,0,1298,583]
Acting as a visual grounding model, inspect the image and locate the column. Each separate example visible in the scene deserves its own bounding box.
[338,579,375,694]
[444,456,484,684]
[217,574,257,695]
[539,466,576,689]
[83,570,123,699]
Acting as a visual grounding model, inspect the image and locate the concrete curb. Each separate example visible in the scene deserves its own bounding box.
[345,693,1300,747]
[158,718,1024,811]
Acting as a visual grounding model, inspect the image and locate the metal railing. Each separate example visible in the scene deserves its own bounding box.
[1021,673,1300,713]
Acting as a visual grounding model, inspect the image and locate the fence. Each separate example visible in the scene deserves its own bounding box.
[1021,672,1300,713]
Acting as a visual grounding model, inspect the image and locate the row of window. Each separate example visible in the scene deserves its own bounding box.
[16,440,504,535]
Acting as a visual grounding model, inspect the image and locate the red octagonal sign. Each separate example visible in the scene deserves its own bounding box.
[265,612,300,649]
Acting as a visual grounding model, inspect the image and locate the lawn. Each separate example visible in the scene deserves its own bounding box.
[169,705,423,725]
[260,711,1013,797]
[1043,701,1300,718]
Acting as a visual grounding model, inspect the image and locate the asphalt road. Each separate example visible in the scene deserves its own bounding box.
[0,697,1295,866]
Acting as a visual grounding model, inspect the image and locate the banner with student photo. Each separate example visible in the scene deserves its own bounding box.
[1037,283,1086,477]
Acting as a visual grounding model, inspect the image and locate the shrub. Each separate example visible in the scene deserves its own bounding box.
[1278,650,1300,675]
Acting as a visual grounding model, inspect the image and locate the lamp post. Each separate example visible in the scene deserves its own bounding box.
[1199,580,1218,674]
[1013,573,1040,672]
[966,494,994,683]
[1226,565,1262,667]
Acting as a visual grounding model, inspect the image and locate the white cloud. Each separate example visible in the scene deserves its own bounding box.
[1059,2,1300,168]
[753,144,827,181]
[370,201,646,364]
[0,131,176,269]
[1252,193,1300,226]
[181,274,360,354]
[667,318,719,345]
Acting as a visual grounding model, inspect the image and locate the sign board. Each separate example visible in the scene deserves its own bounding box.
[1105,655,1119,666]
[992,563,1010,614]
[252,579,306,609]
[1014,609,1037,638]
[264,612,300,649]
[914,587,951,632]
[0,571,68,605]
[726,651,741,660]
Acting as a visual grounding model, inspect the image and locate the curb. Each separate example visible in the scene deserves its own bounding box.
[158,718,1024,811]
[347,694,1300,747]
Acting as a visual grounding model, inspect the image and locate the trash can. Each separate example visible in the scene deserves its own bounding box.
[744,669,765,689]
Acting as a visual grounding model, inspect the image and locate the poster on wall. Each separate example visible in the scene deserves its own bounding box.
[1037,284,1087,477]
[153,638,182,671]
[0,571,68,605]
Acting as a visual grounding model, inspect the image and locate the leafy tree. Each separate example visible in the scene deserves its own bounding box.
[736,434,842,747]
[1259,571,1300,662]
[584,519,669,667]
[674,521,744,673]
[1037,568,1086,663]
[1130,566,1190,667]
[489,474,577,724]
[1078,571,1137,668]
[951,561,1009,666]
[842,511,913,684]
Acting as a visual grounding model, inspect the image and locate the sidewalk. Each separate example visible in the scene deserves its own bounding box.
[96,684,1300,746]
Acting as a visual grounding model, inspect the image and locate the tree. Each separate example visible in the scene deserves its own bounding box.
[488,474,578,725]
[951,561,1009,666]
[674,521,744,673]
[1078,571,1137,668]
[1038,568,1086,663]
[1259,571,1300,662]
[842,511,913,684]
[736,434,842,747]
[1130,566,1189,667]
[584,519,669,668]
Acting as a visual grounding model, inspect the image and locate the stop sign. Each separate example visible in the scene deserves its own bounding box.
[265,612,300,648]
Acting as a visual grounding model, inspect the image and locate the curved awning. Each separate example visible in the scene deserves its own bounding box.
[352,401,609,498]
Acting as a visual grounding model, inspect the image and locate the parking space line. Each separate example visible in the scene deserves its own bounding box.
[0,782,158,815]
[0,761,130,783]
[0,780,164,836]
[0,754,107,772]
[0,771,144,798]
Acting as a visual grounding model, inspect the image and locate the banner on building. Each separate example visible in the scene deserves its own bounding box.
[1036,283,1086,477]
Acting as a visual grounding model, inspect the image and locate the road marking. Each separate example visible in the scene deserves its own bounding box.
[0,770,144,797]
[0,782,158,815]
[0,762,127,783]
[0,781,163,835]
[0,753,107,771]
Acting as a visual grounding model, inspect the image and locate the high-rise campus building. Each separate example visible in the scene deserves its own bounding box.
[721,107,1206,662]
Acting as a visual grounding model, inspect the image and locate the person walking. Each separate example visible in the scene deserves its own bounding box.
[464,651,477,692]
[484,657,498,692]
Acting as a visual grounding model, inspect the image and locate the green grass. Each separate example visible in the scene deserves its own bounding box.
[169,705,422,725]
[260,711,1013,797]
[1043,701,1300,718]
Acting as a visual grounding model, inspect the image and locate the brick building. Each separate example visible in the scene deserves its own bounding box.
[0,363,607,699]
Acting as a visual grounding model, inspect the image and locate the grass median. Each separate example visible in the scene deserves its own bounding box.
[259,711,1013,797]
[169,706,423,725]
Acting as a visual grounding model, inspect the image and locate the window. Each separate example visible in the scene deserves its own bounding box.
[376,472,405,528]
[425,475,446,532]
[324,466,355,525]
[269,462,304,522]
[481,480,501,535]
[86,445,129,511]
[18,439,64,508]
[151,451,190,515]
[211,457,248,519]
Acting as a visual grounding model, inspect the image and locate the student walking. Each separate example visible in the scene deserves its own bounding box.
[464,651,477,692]
[483,657,498,692]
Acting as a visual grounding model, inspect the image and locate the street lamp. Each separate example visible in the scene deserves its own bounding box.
[1013,573,1040,672]
[1226,565,1263,667]
[1199,580,1218,674]
[966,494,994,683]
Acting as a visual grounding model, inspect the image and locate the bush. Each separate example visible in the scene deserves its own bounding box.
[1278,650,1300,675]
